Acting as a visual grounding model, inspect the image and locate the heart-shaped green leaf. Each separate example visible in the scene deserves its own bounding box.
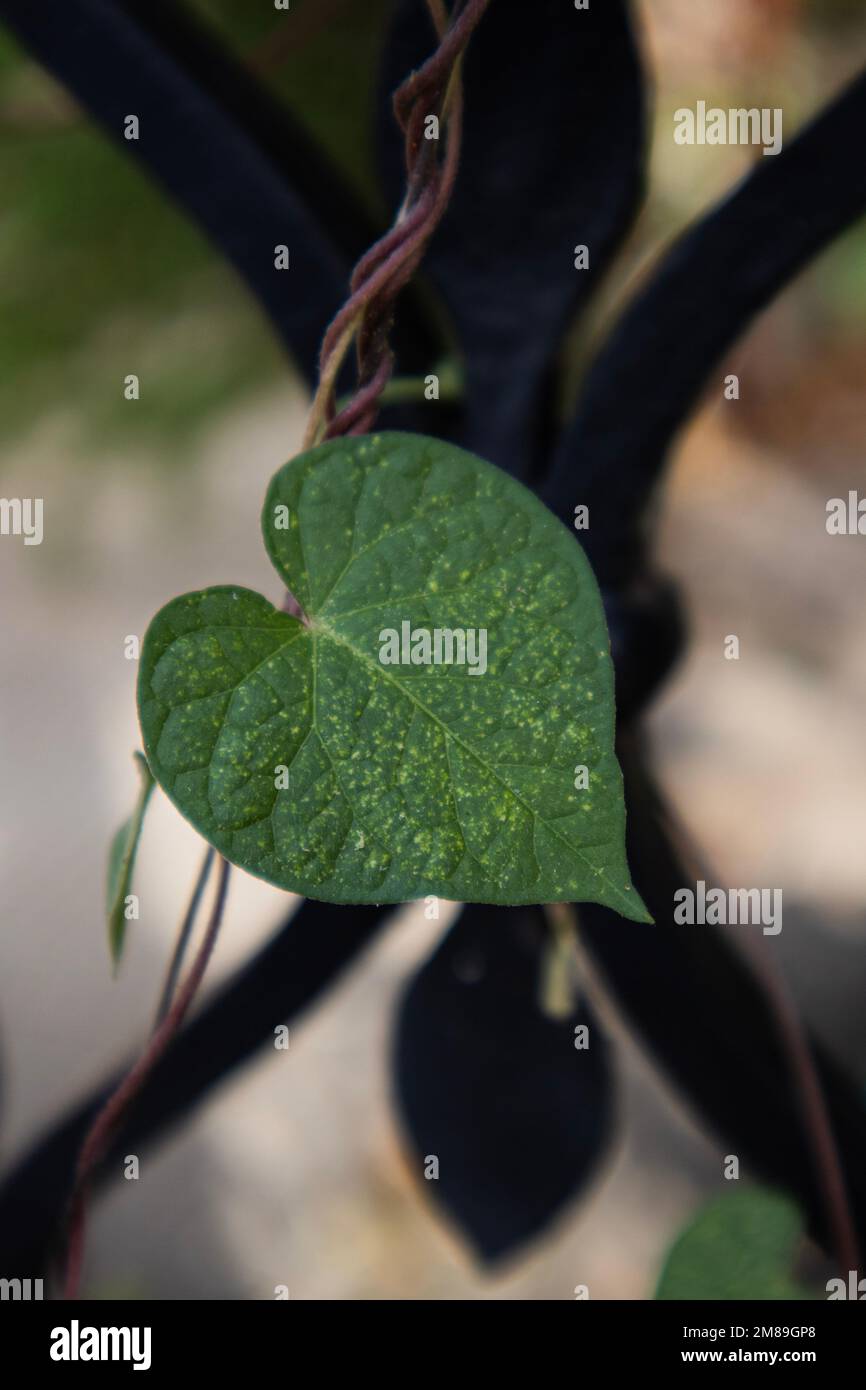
[138,433,648,917]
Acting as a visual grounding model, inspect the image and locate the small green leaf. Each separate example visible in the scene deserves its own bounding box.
[138,433,649,916]
[107,751,155,968]
[655,1189,818,1300]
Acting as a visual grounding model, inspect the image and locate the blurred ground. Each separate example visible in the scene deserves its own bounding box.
[1,0,866,1298]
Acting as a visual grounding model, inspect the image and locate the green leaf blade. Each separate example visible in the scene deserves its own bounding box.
[139,433,649,917]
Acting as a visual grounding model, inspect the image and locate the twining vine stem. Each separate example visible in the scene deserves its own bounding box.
[545,894,859,1278]
[664,801,861,1278]
[735,926,861,1277]
[549,772,861,1284]
[301,0,491,449]
[63,858,231,1299]
[60,0,489,1299]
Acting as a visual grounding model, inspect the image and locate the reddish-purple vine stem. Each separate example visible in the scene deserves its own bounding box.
[665,802,860,1279]
[63,857,231,1299]
[735,927,861,1278]
[153,844,215,1029]
[302,0,490,449]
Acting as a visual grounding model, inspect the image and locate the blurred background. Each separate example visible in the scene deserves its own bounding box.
[1,0,866,1298]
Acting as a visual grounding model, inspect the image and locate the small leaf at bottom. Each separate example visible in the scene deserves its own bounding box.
[656,1189,817,1300]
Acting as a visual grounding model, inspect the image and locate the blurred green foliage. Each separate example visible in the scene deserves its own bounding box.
[655,1189,818,1300]
[808,222,866,335]
[0,0,391,463]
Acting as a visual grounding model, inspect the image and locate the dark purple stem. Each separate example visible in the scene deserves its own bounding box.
[63,858,231,1299]
[305,0,490,447]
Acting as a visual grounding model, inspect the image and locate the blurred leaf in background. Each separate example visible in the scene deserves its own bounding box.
[655,1189,818,1300]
